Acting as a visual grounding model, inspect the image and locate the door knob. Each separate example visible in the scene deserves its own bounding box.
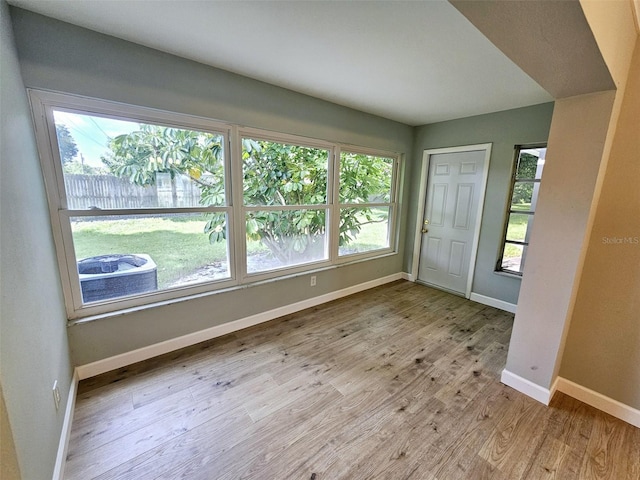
[421,228,429,234]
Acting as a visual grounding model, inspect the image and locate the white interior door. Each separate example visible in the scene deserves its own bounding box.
[416,147,489,296]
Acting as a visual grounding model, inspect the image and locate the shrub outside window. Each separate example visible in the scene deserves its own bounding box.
[497,144,547,275]
[30,91,400,319]
[241,137,331,274]
[338,152,395,256]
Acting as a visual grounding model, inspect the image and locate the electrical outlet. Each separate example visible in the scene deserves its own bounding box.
[310,275,317,287]
[52,380,61,411]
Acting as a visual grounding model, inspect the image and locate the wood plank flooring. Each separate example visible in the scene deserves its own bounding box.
[65,281,640,479]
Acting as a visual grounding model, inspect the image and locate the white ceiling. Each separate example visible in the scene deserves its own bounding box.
[9,0,552,126]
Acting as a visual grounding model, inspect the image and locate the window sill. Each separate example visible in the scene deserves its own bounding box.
[494,270,523,280]
[67,251,398,327]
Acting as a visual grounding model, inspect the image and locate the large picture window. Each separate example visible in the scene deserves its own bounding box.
[497,145,547,275]
[30,91,400,318]
[241,137,331,274]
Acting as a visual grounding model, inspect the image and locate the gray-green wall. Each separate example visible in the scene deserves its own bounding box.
[9,8,414,366]
[10,8,411,153]
[0,3,73,479]
[409,103,554,305]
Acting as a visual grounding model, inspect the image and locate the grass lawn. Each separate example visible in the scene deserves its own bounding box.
[339,208,389,255]
[72,215,228,288]
[504,203,531,258]
[72,212,388,289]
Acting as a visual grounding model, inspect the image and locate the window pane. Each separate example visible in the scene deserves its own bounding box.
[515,152,538,180]
[516,148,546,180]
[339,207,390,256]
[242,139,328,206]
[505,213,531,243]
[246,210,328,273]
[71,213,230,303]
[511,182,535,209]
[501,243,524,273]
[53,110,226,209]
[498,145,546,274]
[339,152,393,203]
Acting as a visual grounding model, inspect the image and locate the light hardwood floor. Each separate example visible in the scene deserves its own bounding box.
[65,281,640,479]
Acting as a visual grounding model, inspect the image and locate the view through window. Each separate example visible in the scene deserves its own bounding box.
[54,110,231,304]
[241,137,330,273]
[497,145,547,275]
[338,152,394,256]
[36,93,400,316]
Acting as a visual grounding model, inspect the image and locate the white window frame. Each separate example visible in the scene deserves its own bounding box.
[29,90,401,319]
[30,91,236,318]
[235,128,336,283]
[334,146,400,263]
[496,143,547,276]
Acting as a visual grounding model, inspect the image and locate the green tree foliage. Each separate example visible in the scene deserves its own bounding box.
[512,152,539,205]
[55,124,78,164]
[63,160,107,175]
[104,125,392,262]
[102,124,225,209]
[240,140,329,263]
[339,152,392,246]
[516,152,538,179]
[102,124,224,189]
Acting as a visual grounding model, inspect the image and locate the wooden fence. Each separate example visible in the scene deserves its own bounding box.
[64,173,202,209]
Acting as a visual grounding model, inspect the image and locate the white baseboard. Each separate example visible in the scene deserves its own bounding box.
[501,371,640,428]
[76,273,405,380]
[556,377,640,428]
[52,369,79,480]
[469,293,517,313]
[401,272,414,281]
[500,369,556,405]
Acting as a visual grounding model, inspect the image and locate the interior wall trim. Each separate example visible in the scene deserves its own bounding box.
[502,370,640,428]
[52,370,79,480]
[469,292,517,313]
[556,377,640,428]
[500,368,556,405]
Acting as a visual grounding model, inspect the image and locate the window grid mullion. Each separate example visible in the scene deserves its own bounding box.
[243,204,329,212]
[339,202,394,208]
[329,148,341,263]
[504,239,529,247]
[230,125,246,283]
[61,207,230,217]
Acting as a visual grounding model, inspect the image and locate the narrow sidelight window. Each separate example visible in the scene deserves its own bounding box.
[497,145,547,275]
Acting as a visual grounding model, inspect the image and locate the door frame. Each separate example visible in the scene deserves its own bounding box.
[411,143,492,298]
